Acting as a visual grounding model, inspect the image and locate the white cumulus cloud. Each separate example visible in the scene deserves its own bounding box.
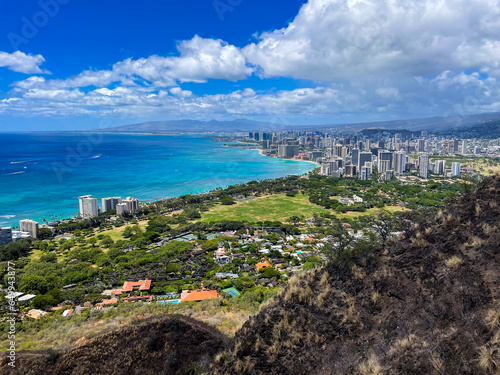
[0,51,50,74]
[243,0,500,81]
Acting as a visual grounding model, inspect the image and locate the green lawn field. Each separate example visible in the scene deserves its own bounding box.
[201,193,408,223]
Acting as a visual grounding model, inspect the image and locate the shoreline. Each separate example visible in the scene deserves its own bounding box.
[257,148,320,167]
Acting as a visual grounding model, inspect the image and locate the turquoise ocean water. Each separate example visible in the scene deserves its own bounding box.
[0,132,315,228]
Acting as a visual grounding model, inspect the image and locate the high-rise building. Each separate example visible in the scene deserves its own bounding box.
[461,140,467,155]
[102,197,122,212]
[378,151,393,170]
[360,166,372,180]
[453,139,459,152]
[0,227,12,246]
[418,139,426,152]
[116,203,128,216]
[435,160,446,174]
[419,155,429,178]
[79,195,99,219]
[344,165,357,177]
[123,197,140,212]
[19,219,39,239]
[451,162,461,177]
[358,152,372,169]
[351,149,360,166]
[308,151,323,160]
[393,150,407,175]
[379,160,390,173]
[278,145,299,158]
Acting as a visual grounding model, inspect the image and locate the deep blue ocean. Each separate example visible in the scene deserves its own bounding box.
[0,132,314,228]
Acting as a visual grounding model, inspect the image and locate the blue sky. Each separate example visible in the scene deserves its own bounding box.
[0,0,499,130]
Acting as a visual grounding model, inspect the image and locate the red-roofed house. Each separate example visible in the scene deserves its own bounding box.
[256,258,273,271]
[111,279,152,297]
[180,289,219,302]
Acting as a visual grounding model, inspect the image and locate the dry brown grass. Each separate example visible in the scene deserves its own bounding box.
[319,271,330,287]
[483,223,498,236]
[371,292,381,304]
[352,265,367,280]
[359,353,384,375]
[478,345,499,372]
[445,256,464,269]
[316,285,332,307]
[486,307,500,329]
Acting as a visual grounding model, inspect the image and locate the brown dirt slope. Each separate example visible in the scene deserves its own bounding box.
[214,175,500,374]
[0,315,227,375]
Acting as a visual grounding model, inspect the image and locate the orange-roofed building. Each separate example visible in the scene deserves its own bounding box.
[256,258,273,271]
[304,237,318,243]
[50,306,64,312]
[24,309,46,320]
[180,289,219,302]
[111,279,151,297]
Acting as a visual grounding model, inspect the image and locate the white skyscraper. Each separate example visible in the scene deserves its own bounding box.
[451,162,461,177]
[461,140,467,155]
[435,160,446,175]
[393,150,407,175]
[19,219,39,239]
[419,155,429,178]
[79,195,99,219]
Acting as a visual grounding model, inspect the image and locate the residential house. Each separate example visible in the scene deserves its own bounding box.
[214,255,231,265]
[256,258,273,271]
[180,289,219,302]
[215,272,239,279]
[24,309,46,320]
[111,279,152,297]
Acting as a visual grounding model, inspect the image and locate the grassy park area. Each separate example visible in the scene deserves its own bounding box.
[202,193,329,222]
[201,193,408,223]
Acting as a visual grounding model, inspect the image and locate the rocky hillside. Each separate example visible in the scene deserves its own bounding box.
[214,175,500,374]
[0,315,227,375]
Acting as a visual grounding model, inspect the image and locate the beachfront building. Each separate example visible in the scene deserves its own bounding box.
[278,144,300,158]
[0,227,12,246]
[79,195,99,218]
[116,197,139,216]
[102,197,122,212]
[19,219,38,238]
[123,197,139,212]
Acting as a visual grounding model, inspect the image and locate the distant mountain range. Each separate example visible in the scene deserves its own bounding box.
[99,112,500,135]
